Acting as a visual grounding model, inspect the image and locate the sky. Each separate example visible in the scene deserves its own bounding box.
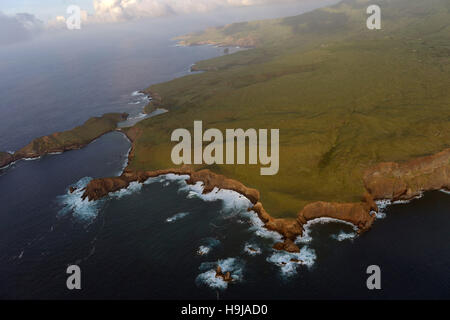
[0,0,313,22]
[1,0,94,21]
[0,0,335,46]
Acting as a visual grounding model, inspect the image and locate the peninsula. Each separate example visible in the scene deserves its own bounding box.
[81,0,450,251]
[4,0,449,253]
[0,113,128,168]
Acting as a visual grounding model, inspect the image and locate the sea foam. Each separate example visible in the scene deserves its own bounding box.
[197,238,221,256]
[375,193,424,219]
[296,217,358,244]
[243,243,262,256]
[196,257,244,290]
[330,231,357,241]
[267,246,316,277]
[166,212,190,223]
[241,210,283,242]
[110,181,143,199]
[57,177,104,221]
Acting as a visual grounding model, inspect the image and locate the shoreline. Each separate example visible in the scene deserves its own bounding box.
[2,88,449,254]
[79,127,450,253]
[0,113,129,170]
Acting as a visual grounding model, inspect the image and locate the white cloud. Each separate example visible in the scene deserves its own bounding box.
[91,0,299,22]
[47,10,89,29]
[0,11,44,46]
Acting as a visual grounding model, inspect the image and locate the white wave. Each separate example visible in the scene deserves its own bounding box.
[57,177,104,221]
[175,177,283,246]
[143,174,189,186]
[117,145,132,176]
[180,181,253,216]
[373,200,389,219]
[441,189,450,195]
[267,246,316,277]
[195,270,228,290]
[166,212,190,223]
[197,246,211,256]
[129,90,151,106]
[296,217,357,244]
[197,238,220,256]
[196,257,244,290]
[241,210,283,241]
[331,231,357,242]
[23,156,41,161]
[243,243,262,256]
[375,193,425,219]
[131,90,144,97]
[110,181,142,199]
[296,227,313,244]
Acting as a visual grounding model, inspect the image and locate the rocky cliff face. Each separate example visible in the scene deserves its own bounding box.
[78,148,450,254]
[0,152,14,168]
[364,148,450,201]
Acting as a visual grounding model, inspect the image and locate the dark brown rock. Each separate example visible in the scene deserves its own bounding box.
[0,152,14,168]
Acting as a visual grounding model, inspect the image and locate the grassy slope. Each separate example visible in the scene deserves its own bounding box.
[129,0,450,218]
[14,113,127,157]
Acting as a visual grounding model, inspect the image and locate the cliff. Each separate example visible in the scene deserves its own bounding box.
[0,152,14,168]
[79,147,450,253]
[364,149,450,201]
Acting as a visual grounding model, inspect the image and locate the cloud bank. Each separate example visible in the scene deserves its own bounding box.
[91,0,299,22]
[0,12,44,46]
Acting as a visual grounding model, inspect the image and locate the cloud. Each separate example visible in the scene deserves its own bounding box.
[91,0,299,22]
[0,11,44,46]
[47,10,89,29]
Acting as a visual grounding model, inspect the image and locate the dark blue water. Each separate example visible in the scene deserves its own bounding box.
[0,2,449,300]
[1,147,449,299]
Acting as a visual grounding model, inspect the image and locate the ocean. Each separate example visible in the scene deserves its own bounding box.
[0,2,449,300]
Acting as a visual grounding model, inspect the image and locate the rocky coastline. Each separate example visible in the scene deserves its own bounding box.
[0,113,128,169]
[79,145,450,253]
[3,104,448,254]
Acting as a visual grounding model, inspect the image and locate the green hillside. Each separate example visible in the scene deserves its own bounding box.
[129,0,450,218]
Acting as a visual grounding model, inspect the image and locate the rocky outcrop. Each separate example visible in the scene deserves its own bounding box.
[187,170,260,204]
[364,148,450,201]
[298,196,377,234]
[78,146,450,255]
[262,192,377,253]
[273,239,300,253]
[80,167,376,253]
[143,90,163,114]
[215,266,233,283]
[0,152,14,168]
